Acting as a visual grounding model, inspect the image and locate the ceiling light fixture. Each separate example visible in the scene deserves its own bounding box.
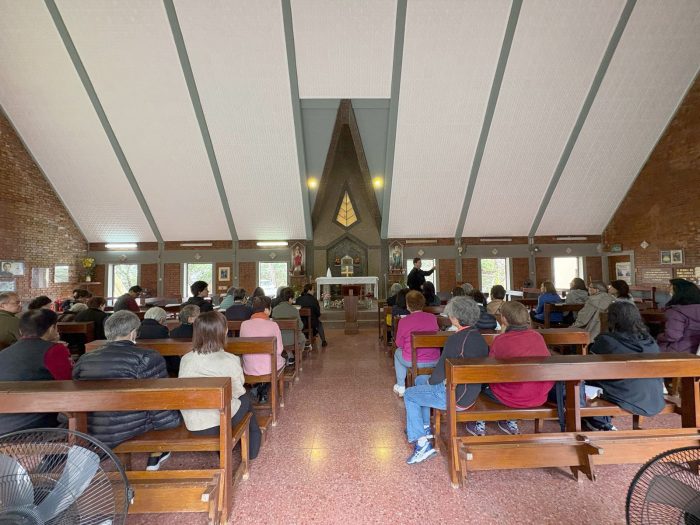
[555,236,587,241]
[307,177,319,189]
[180,242,213,247]
[256,241,289,247]
[105,243,137,249]
[405,239,438,244]
[372,177,384,189]
[479,238,512,242]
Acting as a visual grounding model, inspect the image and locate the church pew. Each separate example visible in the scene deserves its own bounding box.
[298,306,316,349]
[538,303,584,328]
[377,300,387,341]
[442,353,698,488]
[0,377,239,524]
[56,321,95,343]
[406,329,592,386]
[272,318,302,382]
[86,337,282,427]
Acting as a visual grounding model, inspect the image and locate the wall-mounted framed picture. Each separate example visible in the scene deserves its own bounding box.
[0,261,24,277]
[389,241,404,274]
[217,266,231,282]
[671,250,684,264]
[660,250,672,264]
[31,268,50,289]
[290,242,305,276]
[0,280,16,292]
[54,264,70,283]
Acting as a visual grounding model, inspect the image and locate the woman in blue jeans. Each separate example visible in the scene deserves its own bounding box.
[403,296,489,464]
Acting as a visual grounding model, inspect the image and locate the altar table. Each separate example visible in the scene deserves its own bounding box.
[315,276,379,300]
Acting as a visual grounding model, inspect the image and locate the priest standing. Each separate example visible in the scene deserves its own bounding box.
[407,258,435,291]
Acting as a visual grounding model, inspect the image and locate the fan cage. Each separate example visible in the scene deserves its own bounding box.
[0,428,130,525]
[626,445,700,525]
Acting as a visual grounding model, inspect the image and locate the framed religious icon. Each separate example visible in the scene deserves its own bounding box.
[290,243,305,276]
[0,261,24,277]
[218,266,231,282]
[389,241,404,274]
[671,250,684,264]
[660,250,672,264]
[0,280,15,292]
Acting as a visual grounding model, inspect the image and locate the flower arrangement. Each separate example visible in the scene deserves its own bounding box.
[81,257,95,281]
[322,292,331,309]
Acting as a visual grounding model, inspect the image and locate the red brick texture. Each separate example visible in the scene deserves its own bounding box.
[461,258,479,289]
[438,259,456,293]
[239,262,257,294]
[585,256,603,283]
[140,264,158,296]
[0,112,87,302]
[535,257,552,285]
[604,77,700,285]
[164,263,181,299]
[511,257,530,289]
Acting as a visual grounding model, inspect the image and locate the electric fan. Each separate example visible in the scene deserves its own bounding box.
[627,446,700,525]
[0,428,131,525]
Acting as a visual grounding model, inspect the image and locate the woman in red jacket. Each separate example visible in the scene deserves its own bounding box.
[466,301,554,436]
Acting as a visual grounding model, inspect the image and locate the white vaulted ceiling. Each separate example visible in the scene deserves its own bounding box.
[0,0,698,242]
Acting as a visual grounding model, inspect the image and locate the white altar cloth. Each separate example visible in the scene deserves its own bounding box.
[315,276,379,299]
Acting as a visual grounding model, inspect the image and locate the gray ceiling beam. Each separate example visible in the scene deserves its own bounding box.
[528,0,636,237]
[163,0,238,241]
[281,0,313,241]
[454,0,522,240]
[380,0,407,239]
[45,0,163,243]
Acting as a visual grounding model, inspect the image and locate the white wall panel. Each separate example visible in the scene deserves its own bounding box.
[0,0,155,242]
[175,0,306,240]
[388,0,511,238]
[463,0,624,237]
[56,0,231,241]
[538,0,700,235]
[292,0,396,98]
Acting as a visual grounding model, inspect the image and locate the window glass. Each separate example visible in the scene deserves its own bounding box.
[111,264,138,297]
[258,262,288,297]
[183,263,213,299]
[552,257,581,291]
[480,258,510,294]
[54,265,69,283]
[405,259,436,286]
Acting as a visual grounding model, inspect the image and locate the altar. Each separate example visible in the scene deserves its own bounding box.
[315,276,379,300]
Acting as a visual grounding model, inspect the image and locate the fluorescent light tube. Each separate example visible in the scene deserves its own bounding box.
[256,241,289,247]
[105,243,137,249]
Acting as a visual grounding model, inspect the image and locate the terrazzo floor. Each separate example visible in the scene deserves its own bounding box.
[126,328,679,525]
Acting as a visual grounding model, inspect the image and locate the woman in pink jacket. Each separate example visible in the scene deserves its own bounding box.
[240,296,285,403]
[393,290,440,397]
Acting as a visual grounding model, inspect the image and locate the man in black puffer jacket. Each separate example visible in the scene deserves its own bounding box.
[73,310,180,470]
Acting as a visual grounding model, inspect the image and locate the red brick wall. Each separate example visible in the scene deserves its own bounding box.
[164,263,181,299]
[461,258,479,289]
[535,257,552,285]
[0,112,87,302]
[604,77,700,285]
[438,259,456,293]
[585,256,603,283]
[511,257,530,289]
[239,262,256,293]
[140,264,158,296]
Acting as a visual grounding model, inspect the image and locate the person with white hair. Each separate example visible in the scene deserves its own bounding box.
[138,306,169,339]
[461,282,474,294]
[73,311,180,469]
[57,301,88,322]
[403,296,489,465]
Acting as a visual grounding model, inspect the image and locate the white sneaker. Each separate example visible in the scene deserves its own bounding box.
[393,384,406,397]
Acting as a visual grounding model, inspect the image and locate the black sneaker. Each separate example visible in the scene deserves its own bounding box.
[287,356,296,366]
[321,340,328,347]
[146,452,171,471]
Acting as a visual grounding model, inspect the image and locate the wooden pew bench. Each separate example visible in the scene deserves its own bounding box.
[441,353,700,488]
[57,321,95,343]
[0,378,239,524]
[272,318,303,383]
[407,329,591,386]
[298,306,316,350]
[535,303,584,328]
[86,337,283,427]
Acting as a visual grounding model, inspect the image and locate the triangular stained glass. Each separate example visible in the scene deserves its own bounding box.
[336,191,358,228]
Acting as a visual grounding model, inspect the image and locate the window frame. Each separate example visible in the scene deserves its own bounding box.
[405,258,438,289]
[257,261,289,297]
[478,257,512,294]
[108,263,140,298]
[551,256,586,291]
[182,262,214,300]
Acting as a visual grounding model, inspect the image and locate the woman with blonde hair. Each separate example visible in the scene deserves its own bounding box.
[179,311,261,459]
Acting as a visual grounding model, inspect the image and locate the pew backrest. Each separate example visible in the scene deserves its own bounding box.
[57,321,95,343]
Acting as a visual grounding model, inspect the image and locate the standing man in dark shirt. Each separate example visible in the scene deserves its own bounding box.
[406,258,435,291]
[74,296,110,340]
[114,285,142,313]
